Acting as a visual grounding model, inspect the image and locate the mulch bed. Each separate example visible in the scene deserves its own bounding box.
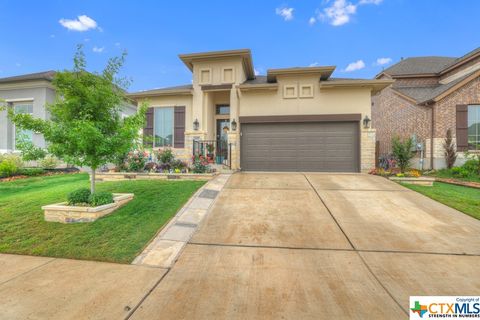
[0,168,80,183]
[435,178,480,189]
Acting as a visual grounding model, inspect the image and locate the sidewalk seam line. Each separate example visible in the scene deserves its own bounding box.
[0,258,56,287]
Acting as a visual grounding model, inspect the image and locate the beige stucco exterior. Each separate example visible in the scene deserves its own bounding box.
[129,49,392,172]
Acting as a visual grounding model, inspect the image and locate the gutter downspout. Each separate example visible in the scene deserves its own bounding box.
[429,102,435,170]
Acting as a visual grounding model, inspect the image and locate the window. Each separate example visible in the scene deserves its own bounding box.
[216,105,230,115]
[154,107,174,147]
[468,105,480,151]
[14,103,33,146]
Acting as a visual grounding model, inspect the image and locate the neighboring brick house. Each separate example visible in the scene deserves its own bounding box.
[372,47,480,169]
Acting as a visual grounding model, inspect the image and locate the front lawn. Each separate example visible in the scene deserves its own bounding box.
[403,182,480,220]
[426,168,480,183]
[0,173,205,263]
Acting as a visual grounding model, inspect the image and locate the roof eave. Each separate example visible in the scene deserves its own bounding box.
[178,49,255,80]
[127,89,193,99]
[320,79,394,94]
[236,83,279,91]
[266,66,336,82]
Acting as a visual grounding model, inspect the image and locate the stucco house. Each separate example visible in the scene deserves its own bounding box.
[372,47,480,169]
[0,71,137,153]
[128,49,392,172]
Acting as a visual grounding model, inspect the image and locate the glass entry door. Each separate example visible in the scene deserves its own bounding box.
[216,119,230,164]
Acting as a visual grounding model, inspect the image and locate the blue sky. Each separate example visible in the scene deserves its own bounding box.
[0,0,478,91]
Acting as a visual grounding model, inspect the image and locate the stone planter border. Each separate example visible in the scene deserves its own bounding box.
[42,193,134,223]
[389,176,435,186]
[94,172,217,182]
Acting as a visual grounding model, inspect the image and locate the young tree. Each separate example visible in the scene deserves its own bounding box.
[8,45,147,193]
[391,136,415,173]
[443,129,457,169]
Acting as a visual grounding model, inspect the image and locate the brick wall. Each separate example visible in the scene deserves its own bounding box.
[434,76,480,138]
[372,86,432,155]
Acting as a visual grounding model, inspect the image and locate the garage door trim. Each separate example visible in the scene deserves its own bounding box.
[239,113,362,124]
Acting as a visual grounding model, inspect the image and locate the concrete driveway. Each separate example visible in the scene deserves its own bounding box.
[130,173,480,319]
[2,173,479,319]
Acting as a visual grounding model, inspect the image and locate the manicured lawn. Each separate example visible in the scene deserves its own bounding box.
[427,169,480,183]
[0,173,205,263]
[403,182,480,220]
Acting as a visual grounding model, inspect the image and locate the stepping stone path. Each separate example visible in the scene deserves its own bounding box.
[132,174,231,268]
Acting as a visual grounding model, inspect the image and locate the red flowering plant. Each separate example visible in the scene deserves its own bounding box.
[126,150,149,172]
[191,155,210,173]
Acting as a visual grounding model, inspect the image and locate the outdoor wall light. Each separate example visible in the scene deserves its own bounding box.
[231,119,237,131]
[193,118,199,131]
[363,115,371,129]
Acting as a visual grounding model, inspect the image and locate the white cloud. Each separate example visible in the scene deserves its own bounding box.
[92,46,105,53]
[59,15,98,32]
[359,0,383,4]
[321,0,357,26]
[276,7,294,21]
[254,68,260,76]
[309,17,317,25]
[344,60,365,72]
[309,62,320,67]
[318,0,383,26]
[376,57,392,66]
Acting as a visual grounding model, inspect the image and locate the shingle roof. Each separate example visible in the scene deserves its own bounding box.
[383,57,456,76]
[0,70,56,84]
[242,75,268,85]
[394,70,477,104]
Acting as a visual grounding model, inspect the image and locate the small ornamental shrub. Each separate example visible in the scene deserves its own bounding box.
[126,150,148,172]
[88,192,114,206]
[462,158,480,175]
[391,136,415,173]
[3,153,23,169]
[0,159,19,177]
[157,148,175,164]
[67,188,91,205]
[40,155,59,169]
[443,129,457,169]
[191,155,209,173]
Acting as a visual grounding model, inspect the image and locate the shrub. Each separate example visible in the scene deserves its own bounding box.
[462,158,480,175]
[144,162,157,172]
[391,136,414,173]
[157,148,175,164]
[443,129,457,169]
[67,188,91,205]
[191,155,209,173]
[88,192,114,206]
[406,169,421,178]
[126,150,148,172]
[0,159,19,177]
[40,155,59,169]
[3,153,23,169]
[18,168,45,176]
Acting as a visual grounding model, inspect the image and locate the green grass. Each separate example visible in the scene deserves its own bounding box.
[427,168,480,183]
[403,182,480,220]
[0,173,205,263]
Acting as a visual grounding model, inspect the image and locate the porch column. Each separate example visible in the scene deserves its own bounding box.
[228,87,240,170]
[186,87,207,162]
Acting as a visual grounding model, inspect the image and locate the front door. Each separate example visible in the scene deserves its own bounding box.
[216,119,230,164]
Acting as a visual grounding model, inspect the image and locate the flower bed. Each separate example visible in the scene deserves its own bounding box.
[42,193,134,223]
[94,172,217,182]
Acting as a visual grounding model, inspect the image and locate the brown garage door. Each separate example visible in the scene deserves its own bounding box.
[240,122,360,172]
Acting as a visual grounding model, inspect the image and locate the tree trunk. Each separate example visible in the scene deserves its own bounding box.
[90,168,96,194]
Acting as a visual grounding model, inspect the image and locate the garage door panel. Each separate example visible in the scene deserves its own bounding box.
[241,122,359,172]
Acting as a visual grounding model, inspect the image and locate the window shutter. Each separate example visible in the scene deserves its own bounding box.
[456,104,468,151]
[174,106,186,148]
[144,107,154,146]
